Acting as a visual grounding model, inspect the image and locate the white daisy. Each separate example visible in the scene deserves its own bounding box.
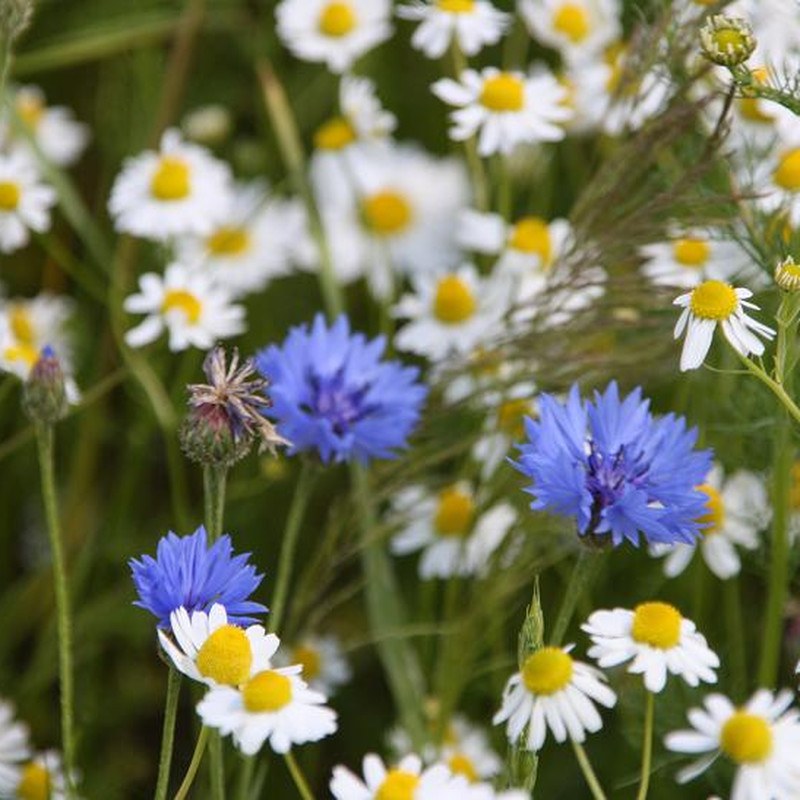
[665,689,800,800]
[275,0,393,74]
[432,67,571,156]
[391,483,517,580]
[397,1,510,59]
[108,128,233,241]
[582,601,720,693]
[123,262,245,352]
[439,716,502,784]
[158,603,278,687]
[653,467,769,580]
[198,665,337,755]
[393,264,509,361]
[753,130,800,227]
[493,645,616,751]
[0,750,69,800]
[673,280,775,371]
[0,150,56,254]
[330,753,457,799]
[0,701,30,797]
[276,634,352,696]
[729,0,800,71]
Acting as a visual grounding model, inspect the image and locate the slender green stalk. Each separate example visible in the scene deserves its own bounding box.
[549,550,602,646]
[724,577,747,700]
[203,465,228,541]
[636,692,655,800]
[35,425,77,798]
[497,155,512,221]
[153,668,182,800]
[269,461,316,634]
[284,752,314,800]
[735,353,800,428]
[209,731,226,800]
[174,727,210,800]
[571,741,607,800]
[0,30,13,119]
[235,756,256,800]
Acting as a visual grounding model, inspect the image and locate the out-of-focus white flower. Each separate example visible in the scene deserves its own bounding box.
[331,753,457,799]
[0,150,56,254]
[276,635,352,697]
[753,128,800,227]
[182,104,233,147]
[0,750,69,800]
[0,700,30,797]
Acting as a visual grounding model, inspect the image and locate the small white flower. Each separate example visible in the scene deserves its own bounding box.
[0,701,30,797]
[276,635,352,696]
[276,0,393,74]
[330,753,456,799]
[0,750,69,800]
[158,603,278,687]
[124,262,245,352]
[582,601,720,693]
[108,129,233,241]
[0,150,56,254]
[665,689,800,800]
[439,716,502,784]
[397,1,510,59]
[432,67,571,156]
[753,131,800,227]
[493,645,616,751]
[673,280,775,371]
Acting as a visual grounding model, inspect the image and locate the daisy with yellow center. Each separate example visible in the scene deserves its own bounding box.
[275,634,352,696]
[0,150,56,255]
[432,66,571,156]
[666,689,800,798]
[439,716,502,786]
[754,129,800,227]
[493,644,616,752]
[583,600,719,693]
[9,751,68,800]
[673,280,775,372]
[0,700,31,799]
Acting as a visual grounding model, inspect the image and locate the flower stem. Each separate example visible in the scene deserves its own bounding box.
[284,752,314,800]
[235,755,256,800]
[724,577,747,700]
[153,667,182,800]
[735,353,800,428]
[174,726,210,800]
[571,741,607,800]
[209,730,226,800]
[549,550,602,646]
[35,424,77,798]
[636,692,655,800]
[203,465,228,542]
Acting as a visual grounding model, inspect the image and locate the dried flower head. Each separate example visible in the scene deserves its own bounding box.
[700,15,756,68]
[775,256,800,292]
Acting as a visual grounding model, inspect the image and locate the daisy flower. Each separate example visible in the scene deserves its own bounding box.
[198,664,338,754]
[390,482,517,579]
[330,753,456,799]
[653,466,770,580]
[1,751,69,800]
[0,701,30,796]
[583,601,720,693]
[393,265,509,361]
[493,645,617,751]
[673,280,775,372]
[432,67,571,156]
[439,716,502,784]
[158,603,277,687]
[277,634,352,696]
[665,690,800,799]
[123,262,245,351]
[108,128,233,241]
[753,130,800,227]
[275,0,392,74]
[0,150,56,253]
[397,1,510,59]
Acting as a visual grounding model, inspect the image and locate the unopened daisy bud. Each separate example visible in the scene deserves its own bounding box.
[22,346,67,424]
[700,15,756,68]
[183,105,232,147]
[775,256,800,292]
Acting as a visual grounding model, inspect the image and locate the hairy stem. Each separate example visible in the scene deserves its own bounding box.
[550,550,602,646]
[571,741,607,800]
[174,726,210,800]
[636,692,655,800]
[153,668,182,800]
[284,752,314,800]
[203,465,228,542]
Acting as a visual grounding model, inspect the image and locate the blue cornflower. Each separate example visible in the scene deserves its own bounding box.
[130,526,267,628]
[255,314,428,464]
[514,382,713,548]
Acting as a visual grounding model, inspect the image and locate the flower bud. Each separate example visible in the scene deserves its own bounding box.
[179,404,251,468]
[775,256,800,292]
[700,15,756,67]
[23,346,67,424]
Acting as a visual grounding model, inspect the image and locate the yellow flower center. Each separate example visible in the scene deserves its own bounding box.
[151,157,191,201]
[318,2,357,37]
[314,116,357,150]
[774,149,800,192]
[480,74,525,112]
[553,3,590,43]
[161,289,203,324]
[497,399,530,438]
[712,28,749,54]
[509,217,552,263]
[522,647,574,695]
[10,306,35,345]
[242,670,293,712]
[448,753,479,782]
[3,344,39,367]
[631,602,682,650]
[195,624,253,686]
[207,226,251,257]
[376,769,419,800]
[688,280,737,320]
[720,711,773,764]
[16,762,50,800]
[437,0,475,12]
[17,94,44,129]
[434,487,475,537]
[739,70,773,124]
[433,275,477,324]
[673,237,710,268]
[293,644,322,681]
[363,191,413,236]
[0,180,21,211]
[696,483,725,534]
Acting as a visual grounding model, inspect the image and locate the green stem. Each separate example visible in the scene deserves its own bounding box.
[203,465,228,542]
[235,755,256,800]
[549,550,602,646]
[725,577,747,700]
[497,155,512,220]
[174,726,210,800]
[735,353,800,428]
[153,668,181,800]
[35,425,77,798]
[284,752,314,800]
[636,692,655,800]
[209,730,225,800]
[269,461,316,634]
[571,741,607,800]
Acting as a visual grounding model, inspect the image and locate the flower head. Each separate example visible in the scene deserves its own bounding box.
[0,700,31,796]
[775,255,800,292]
[255,314,427,464]
[700,15,756,67]
[0,149,56,254]
[276,634,352,696]
[130,526,267,628]
[515,382,713,548]
[330,753,457,799]
[22,346,67,424]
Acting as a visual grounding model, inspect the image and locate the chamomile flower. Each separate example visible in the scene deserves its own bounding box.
[123,262,245,351]
[754,133,800,227]
[432,67,571,156]
[275,0,393,74]
[158,603,277,687]
[393,265,509,361]
[665,690,800,800]
[493,645,617,751]
[198,665,338,754]
[108,129,233,241]
[653,467,769,580]
[276,635,352,696]
[439,717,502,784]
[397,1,510,59]
[1,751,69,800]
[0,150,56,253]
[673,280,775,371]
[0,701,30,796]
[390,482,517,579]
[330,754,456,799]
[583,601,720,693]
